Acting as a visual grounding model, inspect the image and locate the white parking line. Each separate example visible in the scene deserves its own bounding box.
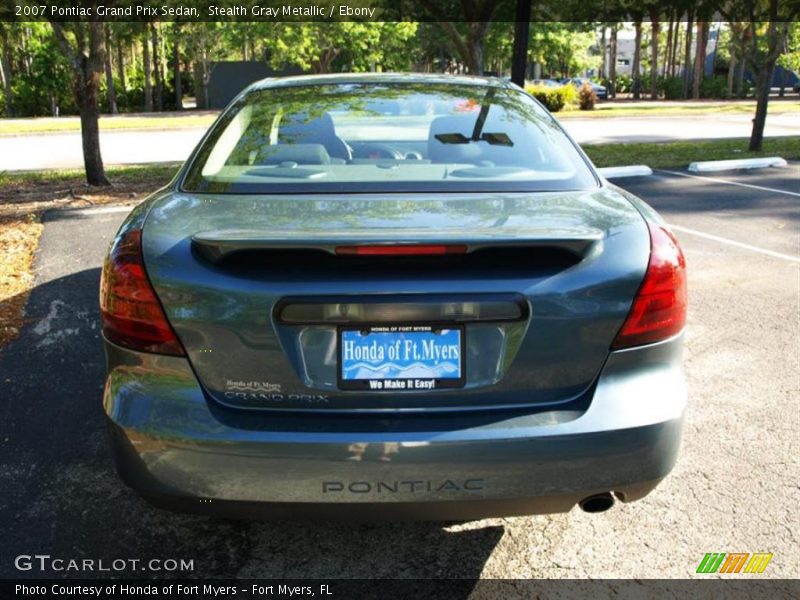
[659,169,800,198]
[669,224,800,263]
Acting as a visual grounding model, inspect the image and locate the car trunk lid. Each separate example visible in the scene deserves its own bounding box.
[141,189,649,412]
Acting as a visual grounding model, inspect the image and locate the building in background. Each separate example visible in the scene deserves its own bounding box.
[199,61,303,109]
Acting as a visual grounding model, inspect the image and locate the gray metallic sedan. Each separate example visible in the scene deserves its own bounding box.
[101,73,687,520]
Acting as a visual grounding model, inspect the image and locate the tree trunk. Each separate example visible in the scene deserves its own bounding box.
[51,21,110,186]
[193,62,208,109]
[747,17,790,151]
[650,14,660,98]
[151,23,163,112]
[0,25,14,117]
[749,66,774,151]
[727,54,736,98]
[669,20,678,77]
[20,26,31,75]
[315,47,340,73]
[682,13,694,99]
[103,26,118,114]
[78,86,108,185]
[467,24,487,75]
[599,27,606,79]
[116,35,125,91]
[693,21,707,99]
[173,37,182,110]
[609,27,617,98]
[143,24,153,112]
[435,18,490,76]
[736,54,746,98]
[663,18,673,78]
[0,57,5,96]
[632,20,642,100]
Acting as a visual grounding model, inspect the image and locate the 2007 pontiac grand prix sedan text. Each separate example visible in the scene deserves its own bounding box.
[100,73,687,520]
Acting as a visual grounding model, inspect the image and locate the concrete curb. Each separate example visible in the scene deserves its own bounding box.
[596,165,653,179]
[688,157,788,173]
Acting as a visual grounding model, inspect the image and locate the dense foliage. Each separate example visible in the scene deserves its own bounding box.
[0,21,628,118]
[525,83,577,112]
[0,1,796,182]
[1,18,797,119]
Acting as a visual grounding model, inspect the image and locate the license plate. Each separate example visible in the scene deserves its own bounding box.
[338,325,465,391]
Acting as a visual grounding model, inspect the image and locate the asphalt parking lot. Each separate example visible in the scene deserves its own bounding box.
[0,165,798,580]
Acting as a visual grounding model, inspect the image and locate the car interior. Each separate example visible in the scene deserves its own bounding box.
[241,110,551,173]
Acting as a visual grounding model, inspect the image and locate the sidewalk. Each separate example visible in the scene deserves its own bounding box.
[0,110,220,136]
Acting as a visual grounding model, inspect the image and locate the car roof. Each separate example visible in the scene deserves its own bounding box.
[247,72,515,93]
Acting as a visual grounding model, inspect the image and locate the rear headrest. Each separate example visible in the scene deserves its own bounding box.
[427,115,482,164]
[428,114,541,168]
[277,112,337,145]
[257,144,331,165]
[277,112,351,161]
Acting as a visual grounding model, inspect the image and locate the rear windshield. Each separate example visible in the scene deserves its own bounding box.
[182,82,598,194]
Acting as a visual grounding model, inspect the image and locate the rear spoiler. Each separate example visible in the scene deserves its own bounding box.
[191,228,604,264]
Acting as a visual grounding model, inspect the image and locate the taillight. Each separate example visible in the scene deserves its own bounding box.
[612,223,687,349]
[100,229,185,355]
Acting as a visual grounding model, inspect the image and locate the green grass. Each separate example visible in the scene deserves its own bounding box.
[0,113,218,135]
[583,137,800,169]
[558,100,799,118]
[0,163,181,188]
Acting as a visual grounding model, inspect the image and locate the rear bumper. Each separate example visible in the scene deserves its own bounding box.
[103,335,686,520]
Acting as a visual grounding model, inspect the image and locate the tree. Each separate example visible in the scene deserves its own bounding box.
[372,22,421,72]
[265,23,418,74]
[3,23,73,117]
[109,22,138,97]
[170,24,183,110]
[776,22,800,94]
[0,24,14,116]
[49,19,109,186]
[649,5,661,97]
[682,8,694,98]
[736,25,751,98]
[717,20,749,98]
[151,22,163,112]
[103,25,117,114]
[609,25,617,98]
[142,23,152,112]
[528,23,599,78]
[421,1,504,74]
[737,1,800,150]
[662,15,672,78]
[483,22,515,75]
[185,23,224,109]
[115,31,126,93]
[669,16,681,78]
[631,18,643,99]
[693,20,708,99]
